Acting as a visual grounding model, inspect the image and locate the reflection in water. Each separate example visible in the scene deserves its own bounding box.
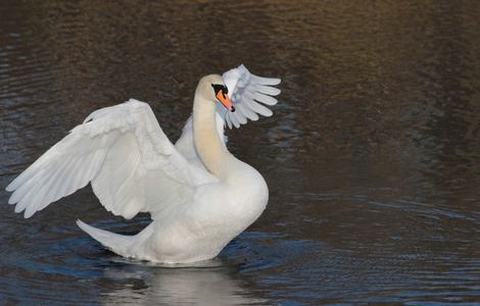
[1,0,480,304]
[100,264,266,305]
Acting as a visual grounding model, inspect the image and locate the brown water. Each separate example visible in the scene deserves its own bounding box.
[1,1,480,304]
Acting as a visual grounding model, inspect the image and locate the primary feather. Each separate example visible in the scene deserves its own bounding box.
[220,64,281,128]
[7,99,216,219]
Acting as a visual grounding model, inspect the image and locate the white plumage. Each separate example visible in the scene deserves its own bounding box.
[6,65,281,264]
[220,64,281,128]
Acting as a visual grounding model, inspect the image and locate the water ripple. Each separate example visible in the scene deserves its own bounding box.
[1,0,480,304]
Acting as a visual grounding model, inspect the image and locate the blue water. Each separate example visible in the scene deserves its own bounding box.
[1,1,480,304]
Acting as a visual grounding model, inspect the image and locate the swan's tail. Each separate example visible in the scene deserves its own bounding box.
[76,219,152,259]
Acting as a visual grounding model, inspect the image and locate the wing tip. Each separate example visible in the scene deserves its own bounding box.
[76,218,86,228]
[7,195,17,205]
[76,219,94,233]
[5,181,17,192]
[269,78,282,86]
[11,199,36,218]
[23,209,35,219]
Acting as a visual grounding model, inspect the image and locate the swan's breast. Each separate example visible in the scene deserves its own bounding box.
[224,162,269,223]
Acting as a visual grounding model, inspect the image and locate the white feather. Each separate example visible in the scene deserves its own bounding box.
[220,64,281,128]
[5,72,279,264]
[6,99,216,220]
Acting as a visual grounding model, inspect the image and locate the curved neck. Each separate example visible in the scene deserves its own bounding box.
[193,92,230,177]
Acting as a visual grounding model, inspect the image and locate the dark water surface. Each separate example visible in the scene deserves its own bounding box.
[1,1,480,304]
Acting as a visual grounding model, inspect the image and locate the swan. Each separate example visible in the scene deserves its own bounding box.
[5,65,281,264]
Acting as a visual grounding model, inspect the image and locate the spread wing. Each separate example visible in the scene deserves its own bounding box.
[218,64,281,128]
[6,99,216,219]
[176,65,281,167]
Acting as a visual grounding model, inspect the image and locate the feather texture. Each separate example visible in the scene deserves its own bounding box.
[6,99,216,219]
[219,64,281,128]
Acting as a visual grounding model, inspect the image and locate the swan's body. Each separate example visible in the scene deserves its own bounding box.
[6,66,281,264]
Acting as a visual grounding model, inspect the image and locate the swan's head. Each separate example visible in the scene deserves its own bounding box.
[197,74,235,112]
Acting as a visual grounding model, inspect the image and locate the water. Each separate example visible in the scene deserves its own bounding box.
[1,1,480,304]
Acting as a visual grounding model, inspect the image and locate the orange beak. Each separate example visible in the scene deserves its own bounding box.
[216,90,235,112]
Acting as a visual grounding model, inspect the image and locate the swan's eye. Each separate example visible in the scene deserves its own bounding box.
[212,84,228,96]
[212,83,234,111]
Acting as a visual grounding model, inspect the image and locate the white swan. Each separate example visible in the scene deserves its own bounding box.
[5,65,281,264]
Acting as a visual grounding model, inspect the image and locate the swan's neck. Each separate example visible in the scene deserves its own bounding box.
[193,92,230,177]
